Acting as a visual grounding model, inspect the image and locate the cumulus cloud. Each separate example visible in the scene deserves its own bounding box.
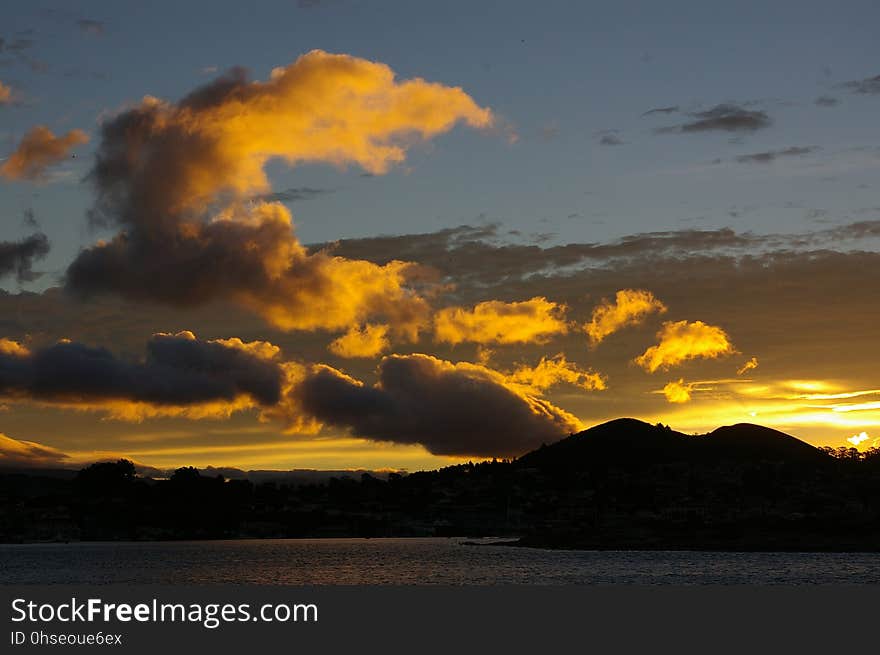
[0,433,70,467]
[0,126,89,180]
[69,202,433,338]
[65,51,492,341]
[734,146,818,164]
[0,331,286,420]
[737,357,759,375]
[635,320,735,372]
[657,104,771,134]
[433,297,569,346]
[86,51,491,221]
[584,289,667,346]
[0,232,50,282]
[328,324,390,358]
[847,431,869,446]
[283,354,584,457]
[662,379,693,403]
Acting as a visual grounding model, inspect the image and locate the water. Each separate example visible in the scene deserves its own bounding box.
[2,538,879,585]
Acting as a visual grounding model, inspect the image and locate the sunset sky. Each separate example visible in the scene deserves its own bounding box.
[1,0,880,472]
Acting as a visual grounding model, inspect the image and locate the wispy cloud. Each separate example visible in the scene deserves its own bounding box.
[641,105,679,117]
[839,73,880,95]
[733,146,819,164]
[656,103,772,134]
[254,186,336,203]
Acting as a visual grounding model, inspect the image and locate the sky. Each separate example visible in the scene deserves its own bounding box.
[1,0,879,472]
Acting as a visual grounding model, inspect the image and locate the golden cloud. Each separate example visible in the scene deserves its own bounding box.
[90,50,492,219]
[635,320,735,372]
[0,432,70,467]
[643,377,880,453]
[737,356,759,375]
[70,199,433,339]
[68,51,492,342]
[662,379,693,403]
[208,334,282,361]
[46,397,263,423]
[329,324,391,359]
[0,126,89,180]
[0,81,12,105]
[434,297,569,345]
[508,354,606,393]
[584,289,667,346]
[0,338,30,357]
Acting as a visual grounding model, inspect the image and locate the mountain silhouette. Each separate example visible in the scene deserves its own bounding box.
[517,418,827,471]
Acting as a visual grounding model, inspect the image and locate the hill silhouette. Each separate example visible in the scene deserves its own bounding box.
[1,419,879,550]
[517,419,827,470]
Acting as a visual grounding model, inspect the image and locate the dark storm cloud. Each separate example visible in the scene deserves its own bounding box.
[289,354,581,457]
[0,232,50,282]
[734,146,818,164]
[68,207,307,306]
[0,332,283,408]
[656,104,772,134]
[598,133,624,146]
[839,74,880,95]
[641,105,679,117]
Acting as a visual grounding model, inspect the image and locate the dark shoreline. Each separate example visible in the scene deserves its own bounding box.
[3,535,880,554]
[4,420,880,549]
